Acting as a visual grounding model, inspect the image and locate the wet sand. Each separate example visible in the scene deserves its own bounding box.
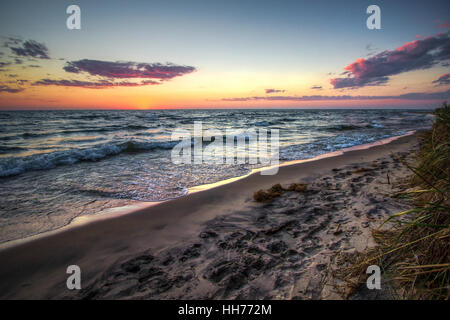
[0,133,419,299]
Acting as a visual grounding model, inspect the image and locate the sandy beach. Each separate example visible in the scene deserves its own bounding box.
[0,133,419,299]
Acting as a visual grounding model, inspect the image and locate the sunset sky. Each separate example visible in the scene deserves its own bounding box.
[0,0,449,109]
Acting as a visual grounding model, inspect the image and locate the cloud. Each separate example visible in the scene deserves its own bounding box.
[365,44,378,56]
[63,59,196,80]
[0,85,24,93]
[310,85,323,90]
[330,32,450,89]
[220,90,450,102]
[438,22,450,29]
[330,76,389,89]
[397,90,450,100]
[2,36,22,48]
[33,78,161,89]
[9,40,50,59]
[0,62,11,70]
[433,73,450,86]
[265,88,285,94]
[35,59,196,89]
[14,79,28,85]
[6,79,28,85]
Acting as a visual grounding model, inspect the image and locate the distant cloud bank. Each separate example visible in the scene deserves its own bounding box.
[220,90,450,102]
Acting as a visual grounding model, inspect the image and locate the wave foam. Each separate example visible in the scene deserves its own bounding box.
[0,140,177,177]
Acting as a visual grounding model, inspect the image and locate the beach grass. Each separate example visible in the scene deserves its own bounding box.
[336,102,450,300]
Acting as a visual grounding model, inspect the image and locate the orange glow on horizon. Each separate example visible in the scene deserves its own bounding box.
[0,67,445,110]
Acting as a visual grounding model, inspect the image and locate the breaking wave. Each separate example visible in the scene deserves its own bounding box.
[0,140,178,177]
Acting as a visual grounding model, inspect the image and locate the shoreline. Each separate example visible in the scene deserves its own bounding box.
[0,131,416,250]
[0,132,420,299]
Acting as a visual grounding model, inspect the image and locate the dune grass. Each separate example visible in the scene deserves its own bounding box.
[336,103,449,300]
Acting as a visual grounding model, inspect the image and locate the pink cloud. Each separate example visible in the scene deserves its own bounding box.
[330,32,450,89]
[432,73,450,86]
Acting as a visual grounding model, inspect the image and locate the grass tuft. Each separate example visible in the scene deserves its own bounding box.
[335,102,450,300]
